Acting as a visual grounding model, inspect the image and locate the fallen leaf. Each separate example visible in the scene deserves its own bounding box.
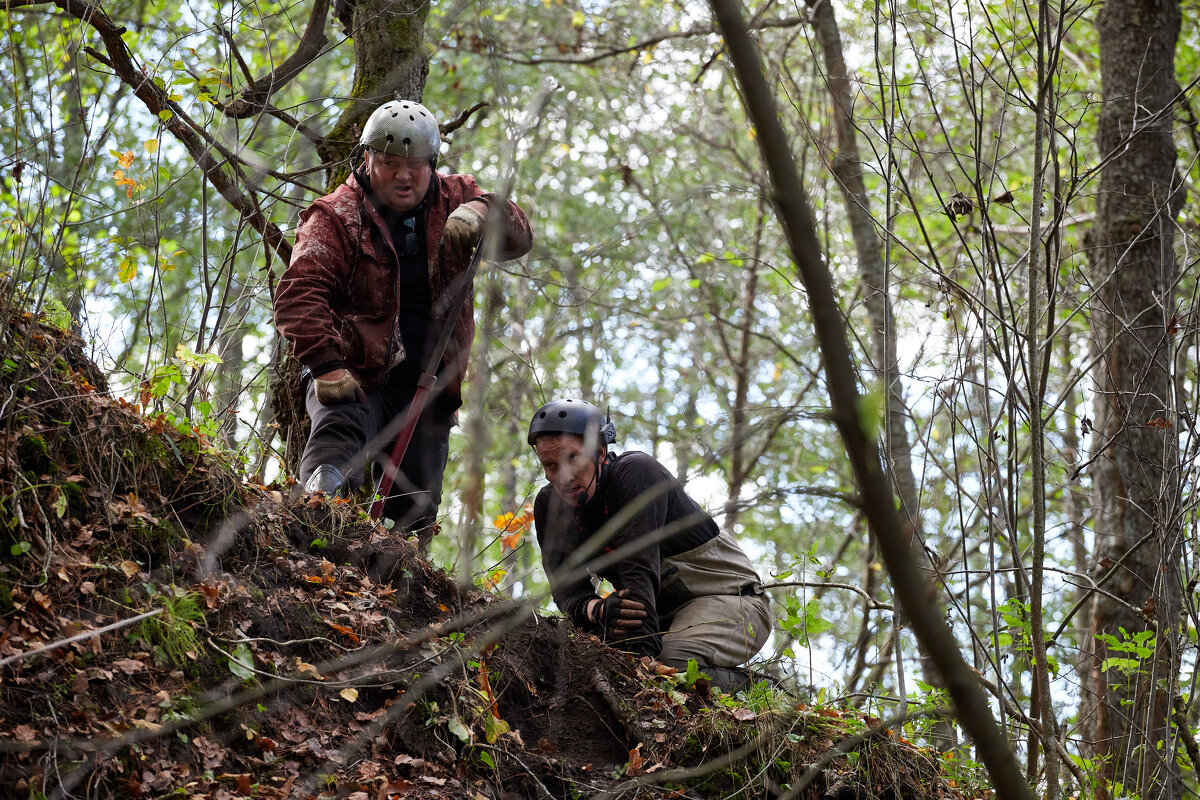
[112,658,146,674]
[326,620,360,643]
[296,661,322,678]
[626,744,644,776]
[217,773,252,794]
[119,560,140,578]
[340,688,359,703]
[193,735,225,769]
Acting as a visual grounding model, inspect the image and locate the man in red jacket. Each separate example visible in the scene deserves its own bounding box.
[275,100,533,546]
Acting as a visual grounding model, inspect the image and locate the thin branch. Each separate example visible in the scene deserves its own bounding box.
[494,15,808,67]
[0,609,163,669]
[223,0,331,119]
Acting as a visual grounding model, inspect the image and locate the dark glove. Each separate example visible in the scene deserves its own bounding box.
[589,590,647,640]
[314,371,363,405]
[441,203,485,259]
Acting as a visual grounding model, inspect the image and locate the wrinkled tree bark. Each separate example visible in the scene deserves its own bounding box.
[1084,0,1184,797]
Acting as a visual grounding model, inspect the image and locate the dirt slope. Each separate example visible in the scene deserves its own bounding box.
[0,312,988,799]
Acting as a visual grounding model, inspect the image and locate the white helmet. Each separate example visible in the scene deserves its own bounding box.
[359,100,440,163]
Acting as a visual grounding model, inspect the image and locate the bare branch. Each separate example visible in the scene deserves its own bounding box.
[223,0,332,119]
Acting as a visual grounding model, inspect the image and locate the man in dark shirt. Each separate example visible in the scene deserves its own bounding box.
[275,100,533,547]
[527,398,772,690]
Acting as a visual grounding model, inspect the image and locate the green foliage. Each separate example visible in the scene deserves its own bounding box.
[677,657,710,688]
[778,595,833,647]
[227,642,256,682]
[1097,628,1157,676]
[137,589,205,667]
[37,299,73,331]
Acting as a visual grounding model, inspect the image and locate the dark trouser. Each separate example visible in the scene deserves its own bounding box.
[299,369,457,543]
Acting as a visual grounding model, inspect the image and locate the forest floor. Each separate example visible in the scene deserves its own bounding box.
[0,311,991,799]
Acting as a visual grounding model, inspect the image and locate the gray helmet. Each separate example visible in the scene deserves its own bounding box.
[528,399,617,447]
[359,100,440,162]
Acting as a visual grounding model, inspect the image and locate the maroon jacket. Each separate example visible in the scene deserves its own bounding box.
[275,171,533,396]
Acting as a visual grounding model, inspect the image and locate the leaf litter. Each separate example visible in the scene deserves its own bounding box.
[0,312,990,799]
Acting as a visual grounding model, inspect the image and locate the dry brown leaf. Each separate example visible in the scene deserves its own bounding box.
[626,744,644,776]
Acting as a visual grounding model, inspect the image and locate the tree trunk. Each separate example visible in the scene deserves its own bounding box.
[318,0,430,185]
[807,0,955,747]
[457,272,502,579]
[1086,0,1184,797]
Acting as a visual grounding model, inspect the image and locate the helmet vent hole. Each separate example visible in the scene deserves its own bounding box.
[385,134,394,143]
[402,137,412,148]
[557,411,568,418]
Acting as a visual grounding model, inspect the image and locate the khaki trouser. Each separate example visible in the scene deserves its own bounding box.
[659,592,772,668]
[656,530,772,668]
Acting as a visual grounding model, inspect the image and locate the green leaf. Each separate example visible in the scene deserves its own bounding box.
[447,717,471,743]
[149,364,182,398]
[855,388,885,439]
[228,643,255,681]
[679,658,710,687]
[483,714,510,744]
[479,750,495,769]
[174,343,221,368]
[51,487,67,518]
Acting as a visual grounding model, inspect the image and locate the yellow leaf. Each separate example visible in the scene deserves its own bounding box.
[116,150,135,169]
[571,10,585,26]
[118,256,137,283]
[296,661,322,678]
[747,127,757,140]
[144,139,159,154]
[120,560,140,577]
[340,688,359,702]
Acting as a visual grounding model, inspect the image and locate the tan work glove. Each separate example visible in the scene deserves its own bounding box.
[441,203,485,259]
[314,370,363,405]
